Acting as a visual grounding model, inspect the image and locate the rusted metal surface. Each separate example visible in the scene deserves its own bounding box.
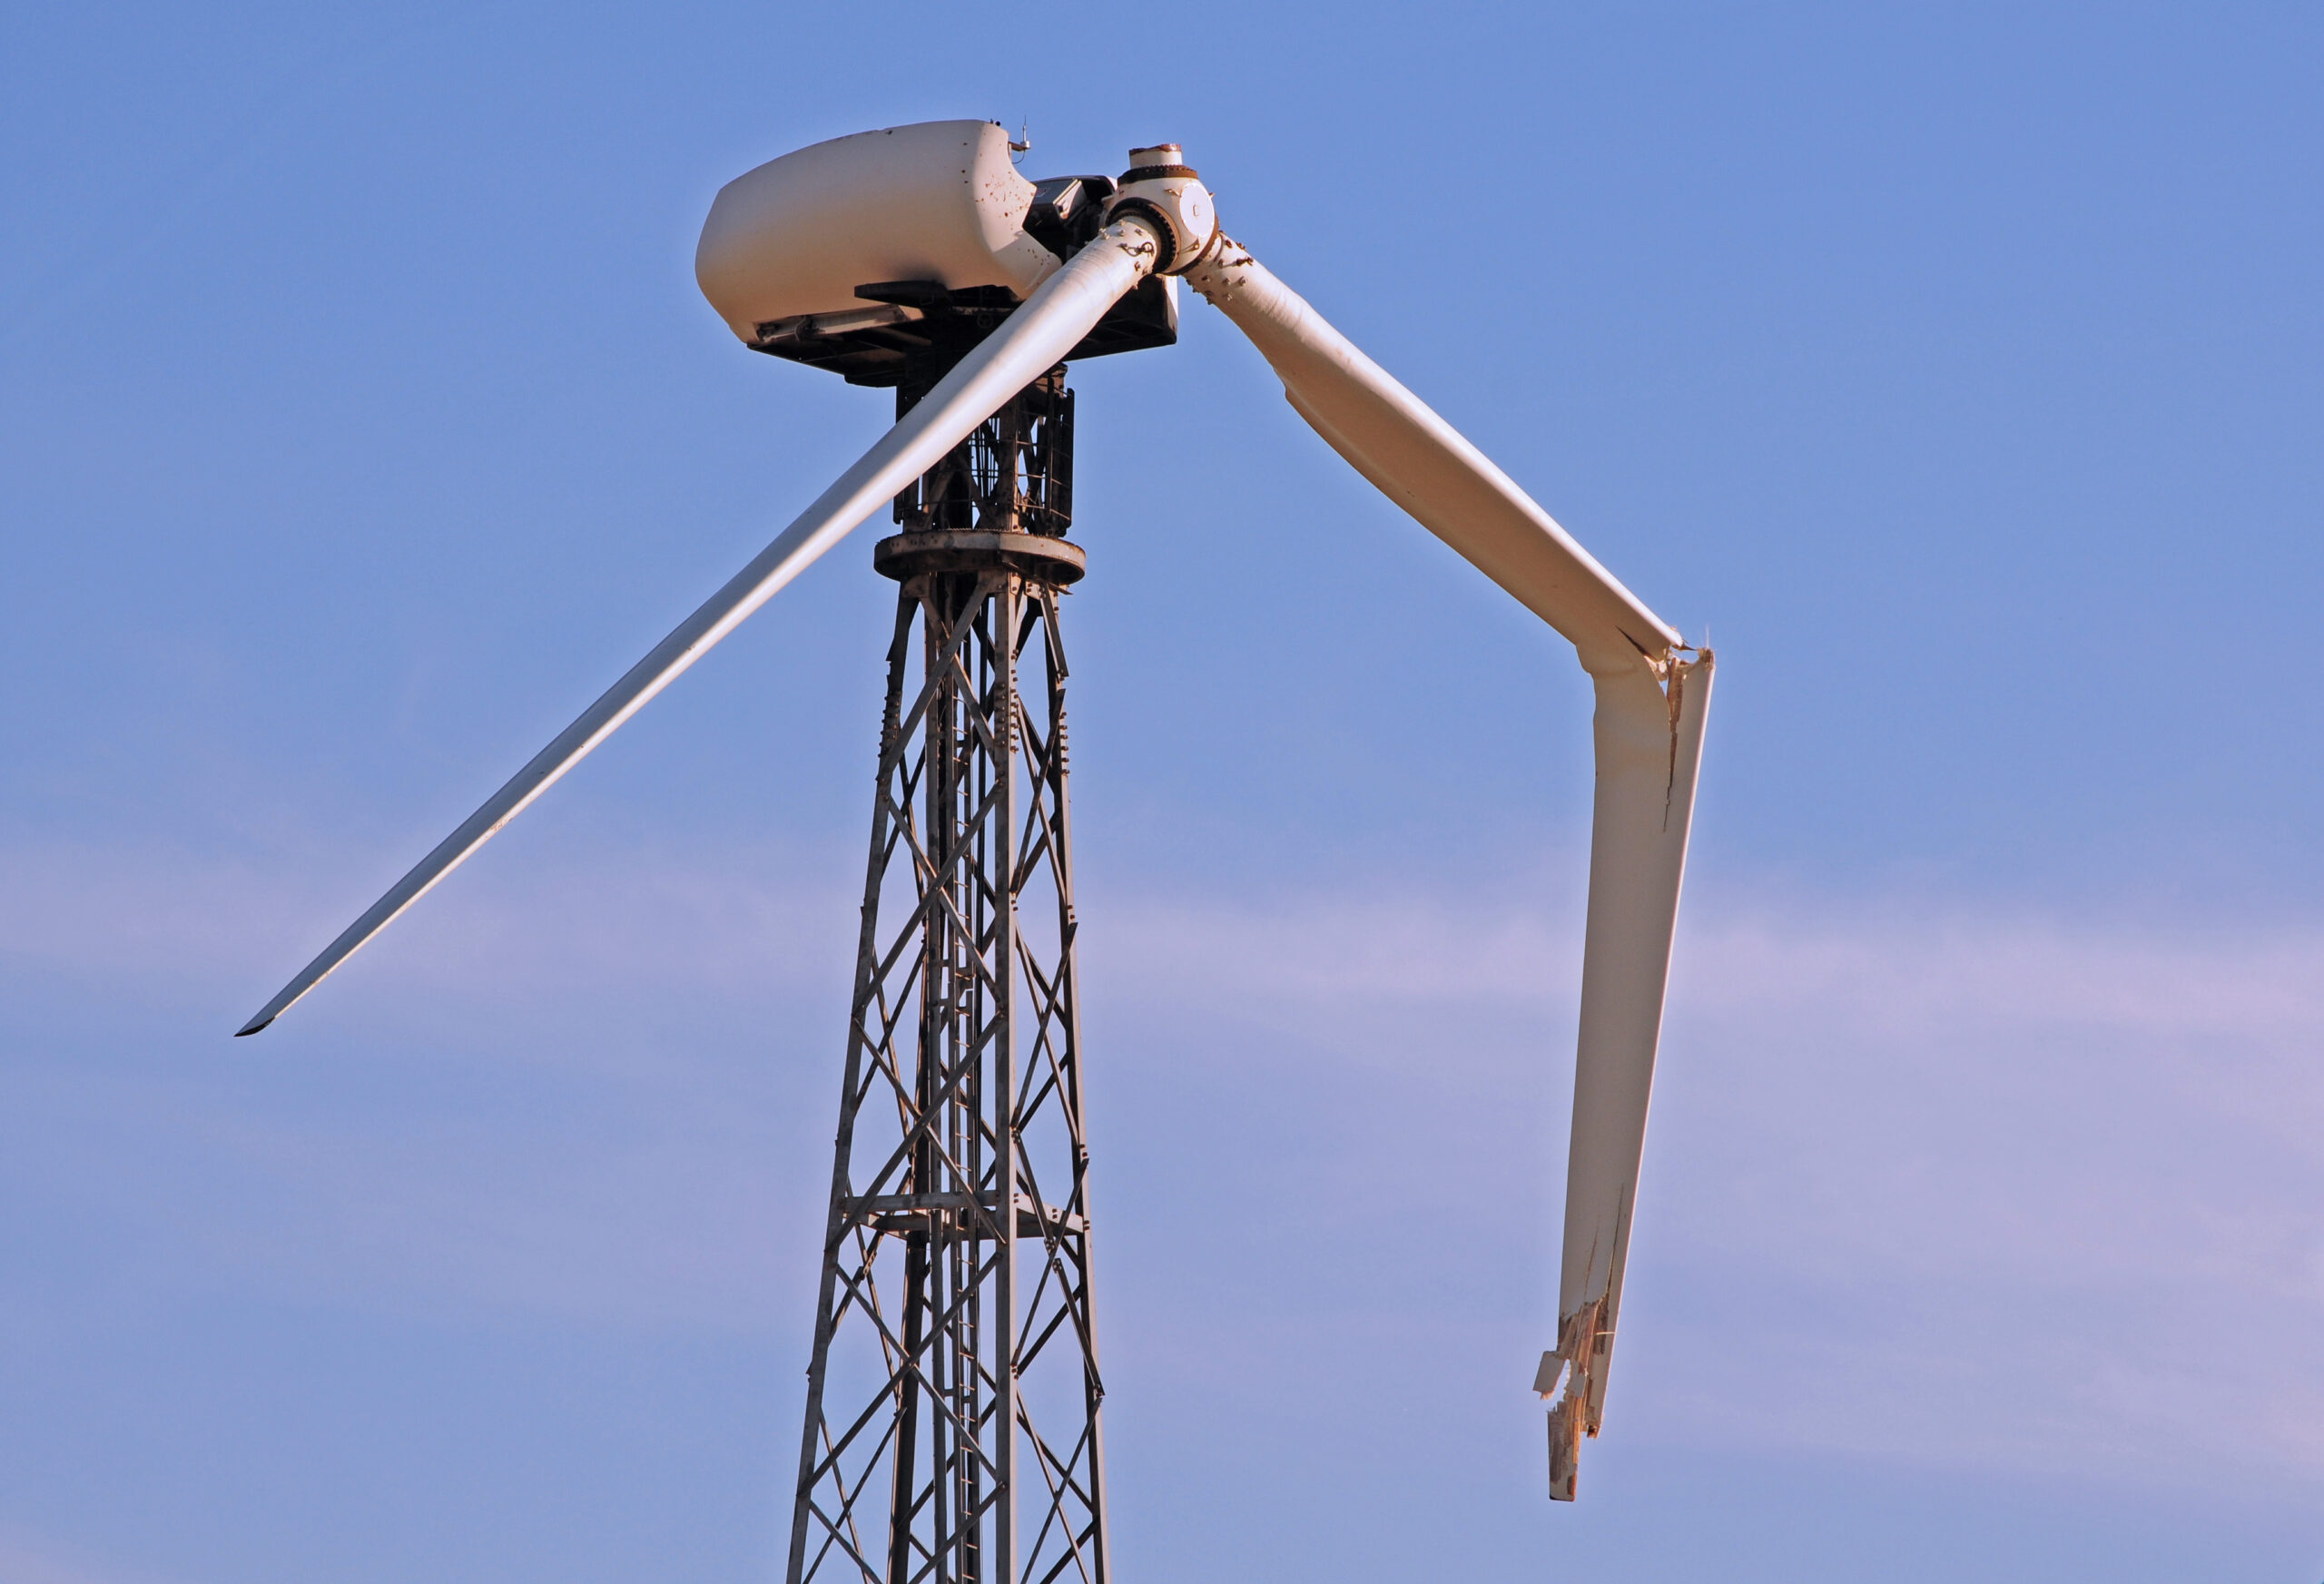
[787,378,1108,1582]
[888,365,1074,539]
[872,530,1087,586]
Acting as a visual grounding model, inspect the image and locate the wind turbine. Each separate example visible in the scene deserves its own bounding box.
[239,121,1713,1578]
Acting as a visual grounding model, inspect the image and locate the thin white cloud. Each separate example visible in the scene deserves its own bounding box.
[0,1524,187,1584]
[5,837,2322,1497]
[1074,886,2324,1494]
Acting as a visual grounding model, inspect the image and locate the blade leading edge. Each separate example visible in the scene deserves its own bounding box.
[1182,237,1677,678]
[1183,233,1712,1499]
[238,220,1163,1036]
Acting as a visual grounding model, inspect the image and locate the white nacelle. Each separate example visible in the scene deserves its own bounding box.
[695,120,1062,343]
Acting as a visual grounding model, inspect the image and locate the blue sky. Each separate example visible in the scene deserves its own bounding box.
[4,2,2321,1579]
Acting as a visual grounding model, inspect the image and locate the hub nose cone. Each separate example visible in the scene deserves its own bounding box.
[1124,143,1196,176]
[1108,143,1216,274]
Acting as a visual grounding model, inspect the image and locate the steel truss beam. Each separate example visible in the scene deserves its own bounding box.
[786,497,1108,1584]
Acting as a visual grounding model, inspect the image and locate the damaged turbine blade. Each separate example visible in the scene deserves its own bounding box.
[1182,223,1714,1502]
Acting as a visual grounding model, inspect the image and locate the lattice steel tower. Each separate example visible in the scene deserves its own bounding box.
[783,345,1116,1584]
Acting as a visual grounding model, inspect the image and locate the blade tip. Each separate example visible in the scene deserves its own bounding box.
[234,1015,273,1038]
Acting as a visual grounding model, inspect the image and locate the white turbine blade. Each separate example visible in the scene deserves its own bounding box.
[1185,232,1711,1499]
[238,220,1163,1037]
[1180,236,1677,678]
[1540,650,1712,1499]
